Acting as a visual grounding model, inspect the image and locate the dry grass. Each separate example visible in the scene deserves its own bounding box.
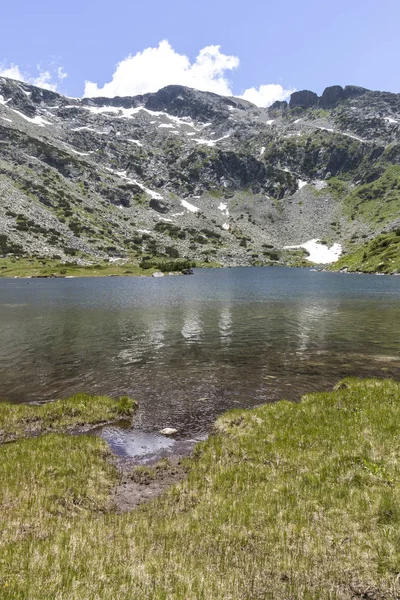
[1,379,400,598]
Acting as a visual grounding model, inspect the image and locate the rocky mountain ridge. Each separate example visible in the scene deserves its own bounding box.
[0,76,399,271]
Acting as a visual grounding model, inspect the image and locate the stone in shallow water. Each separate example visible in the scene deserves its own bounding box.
[159,428,178,436]
[152,272,164,278]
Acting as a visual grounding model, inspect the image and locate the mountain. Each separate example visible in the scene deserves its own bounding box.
[0,76,400,274]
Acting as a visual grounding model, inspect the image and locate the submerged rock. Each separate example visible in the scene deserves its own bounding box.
[159,427,178,436]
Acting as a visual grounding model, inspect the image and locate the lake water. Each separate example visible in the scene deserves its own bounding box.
[1,267,400,462]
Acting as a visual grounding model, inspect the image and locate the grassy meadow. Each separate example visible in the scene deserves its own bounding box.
[1,379,400,598]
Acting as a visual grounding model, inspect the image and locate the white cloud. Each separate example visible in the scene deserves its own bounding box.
[0,63,67,92]
[84,40,293,107]
[240,83,294,107]
[84,40,238,98]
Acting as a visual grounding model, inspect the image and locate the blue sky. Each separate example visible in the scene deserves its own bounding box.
[1,0,399,105]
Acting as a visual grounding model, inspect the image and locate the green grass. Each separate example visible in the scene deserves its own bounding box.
[331,229,400,274]
[344,165,400,226]
[0,394,136,443]
[0,257,156,278]
[2,379,400,598]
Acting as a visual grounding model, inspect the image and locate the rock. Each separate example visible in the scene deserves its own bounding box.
[319,86,345,108]
[181,268,194,275]
[152,272,165,278]
[159,428,178,436]
[149,198,169,214]
[289,90,319,108]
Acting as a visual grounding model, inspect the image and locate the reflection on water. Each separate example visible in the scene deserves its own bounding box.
[0,267,400,459]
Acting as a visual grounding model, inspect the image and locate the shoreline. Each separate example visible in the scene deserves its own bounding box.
[1,379,400,597]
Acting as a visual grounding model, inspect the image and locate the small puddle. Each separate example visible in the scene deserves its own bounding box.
[96,423,208,465]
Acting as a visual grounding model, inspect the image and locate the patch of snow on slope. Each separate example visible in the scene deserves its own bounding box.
[128,139,143,146]
[12,110,51,127]
[293,118,302,124]
[260,146,265,156]
[68,148,91,156]
[0,95,11,106]
[266,119,274,125]
[218,202,229,216]
[181,199,199,213]
[193,134,230,147]
[222,223,230,230]
[1,116,12,123]
[298,180,308,190]
[107,168,164,200]
[159,123,175,129]
[384,117,398,124]
[193,138,216,147]
[71,126,108,134]
[284,239,342,264]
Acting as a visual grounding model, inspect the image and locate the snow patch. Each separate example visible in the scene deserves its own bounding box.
[266,119,274,125]
[260,146,265,156]
[284,239,342,264]
[107,168,164,200]
[222,223,230,230]
[68,148,91,156]
[193,133,230,147]
[298,180,308,190]
[193,138,216,147]
[293,118,302,124]
[137,229,151,234]
[159,123,175,129]
[71,126,108,134]
[181,199,199,213]
[12,110,51,127]
[1,116,12,123]
[128,139,143,146]
[384,117,398,124]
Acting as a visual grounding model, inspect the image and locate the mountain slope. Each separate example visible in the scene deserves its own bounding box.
[0,77,399,272]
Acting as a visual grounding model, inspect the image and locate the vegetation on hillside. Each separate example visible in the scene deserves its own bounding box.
[1,379,400,598]
[332,229,400,274]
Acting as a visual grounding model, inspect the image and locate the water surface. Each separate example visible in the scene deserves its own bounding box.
[1,267,399,461]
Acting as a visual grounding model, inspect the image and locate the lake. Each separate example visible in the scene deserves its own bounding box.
[1,267,400,461]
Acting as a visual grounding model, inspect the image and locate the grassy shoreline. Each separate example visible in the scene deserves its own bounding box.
[2,379,400,598]
[0,393,136,443]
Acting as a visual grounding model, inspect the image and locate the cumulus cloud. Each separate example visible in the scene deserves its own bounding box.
[241,83,294,107]
[0,63,68,92]
[84,40,293,107]
[84,40,238,98]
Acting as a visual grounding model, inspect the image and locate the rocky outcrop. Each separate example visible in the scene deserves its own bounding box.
[289,90,319,108]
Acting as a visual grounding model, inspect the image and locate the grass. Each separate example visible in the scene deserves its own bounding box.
[0,258,222,278]
[2,379,400,598]
[331,229,400,274]
[344,165,400,227]
[0,257,154,278]
[0,394,136,443]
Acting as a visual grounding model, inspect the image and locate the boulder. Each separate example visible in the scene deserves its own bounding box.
[152,272,164,278]
[181,268,194,275]
[149,198,169,214]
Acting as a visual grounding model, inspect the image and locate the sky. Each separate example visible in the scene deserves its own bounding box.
[0,0,399,106]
